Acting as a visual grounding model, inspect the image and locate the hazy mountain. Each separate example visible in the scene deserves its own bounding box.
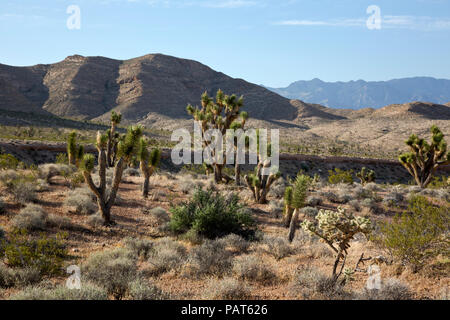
[267,77,450,109]
[0,54,298,123]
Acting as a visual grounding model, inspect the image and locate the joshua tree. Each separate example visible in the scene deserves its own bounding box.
[187,90,244,183]
[229,111,249,185]
[399,125,450,188]
[301,208,372,283]
[67,131,84,167]
[138,137,161,198]
[287,174,311,242]
[107,111,122,167]
[356,167,375,185]
[282,186,294,228]
[80,126,143,225]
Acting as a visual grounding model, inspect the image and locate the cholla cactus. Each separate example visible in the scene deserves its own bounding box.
[81,126,143,225]
[301,207,372,281]
[282,186,294,228]
[107,111,122,167]
[399,125,450,188]
[356,167,375,185]
[138,137,161,198]
[187,90,244,183]
[287,174,312,242]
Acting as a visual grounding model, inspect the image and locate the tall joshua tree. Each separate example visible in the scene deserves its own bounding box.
[107,111,122,167]
[80,126,143,225]
[187,90,244,183]
[229,111,249,185]
[399,125,450,188]
[138,137,161,198]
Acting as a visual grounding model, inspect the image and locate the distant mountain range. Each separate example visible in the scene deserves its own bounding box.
[266,77,450,109]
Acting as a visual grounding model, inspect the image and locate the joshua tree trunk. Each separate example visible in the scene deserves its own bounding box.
[107,123,116,167]
[235,159,241,185]
[283,205,294,228]
[288,209,300,242]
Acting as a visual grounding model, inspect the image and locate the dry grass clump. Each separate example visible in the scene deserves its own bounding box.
[185,239,233,277]
[47,214,75,230]
[64,188,96,215]
[0,263,41,288]
[289,266,350,300]
[364,182,381,192]
[146,238,187,275]
[356,278,414,300]
[123,237,154,259]
[128,278,169,300]
[300,206,319,218]
[306,195,322,206]
[263,235,294,260]
[11,204,47,231]
[87,212,104,227]
[348,199,361,212]
[203,278,251,300]
[232,255,277,285]
[267,178,286,199]
[38,163,75,183]
[9,282,108,300]
[82,248,138,299]
[219,234,250,253]
[123,168,140,177]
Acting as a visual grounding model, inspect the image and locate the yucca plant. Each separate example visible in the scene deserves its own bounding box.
[137,137,161,198]
[229,111,249,185]
[399,125,450,189]
[67,131,84,167]
[356,167,375,185]
[107,111,122,167]
[287,174,311,242]
[187,90,244,183]
[80,126,143,225]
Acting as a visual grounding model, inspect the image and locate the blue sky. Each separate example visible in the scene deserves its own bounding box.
[1,0,450,87]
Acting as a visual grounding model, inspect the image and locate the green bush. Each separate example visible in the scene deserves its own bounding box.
[169,188,256,240]
[379,196,449,271]
[0,230,68,275]
[328,168,354,185]
[0,153,19,170]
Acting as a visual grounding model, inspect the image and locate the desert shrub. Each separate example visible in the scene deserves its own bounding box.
[264,235,293,260]
[348,199,361,212]
[219,233,250,253]
[87,212,104,227]
[357,278,413,300]
[12,180,37,205]
[1,230,67,275]
[300,206,319,218]
[204,278,251,300]
[47,214,74,230]
[0,153,19,170]
[82,248,138,299]
[364,182,381,192]
[0,198,5,214]
[382,191,404,207]
[186,239,233,277]
[436,189,450,202]
[268,199,283,216]
[328,168,353,185]
[38,163,75,184]
[123,237,154,259]
[361,198,378,212]
[128,278,169,300]
[64,188,97,215]
[11,204,47,231]
[10,282,108,300]
[169,188,256,240]
[232,255,277,284]
[123,167,140,177]
[146,207,170,224]
[289,266,350,300]
[146,238,187,275]
[0,263,41,288]
[267,178,286,199]
[306,195,322,206]
[379,196,449,271]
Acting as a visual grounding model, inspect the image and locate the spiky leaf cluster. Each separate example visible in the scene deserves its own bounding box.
[301,208,372,253]
[118,126,143,159]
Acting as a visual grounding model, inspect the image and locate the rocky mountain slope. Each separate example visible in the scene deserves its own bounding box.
[0,54,297,123]
[267,77,450,109]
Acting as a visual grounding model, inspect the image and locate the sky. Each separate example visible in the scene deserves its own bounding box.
[1,0,450,87]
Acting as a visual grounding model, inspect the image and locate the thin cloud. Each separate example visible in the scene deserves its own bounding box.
[275,15,450,31]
